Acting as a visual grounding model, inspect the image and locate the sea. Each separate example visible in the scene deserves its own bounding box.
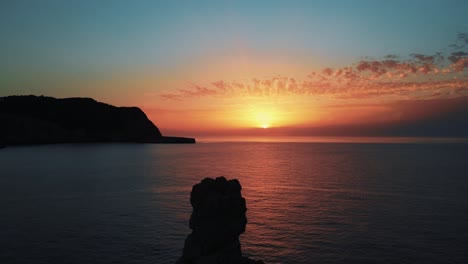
[1,137,467,264]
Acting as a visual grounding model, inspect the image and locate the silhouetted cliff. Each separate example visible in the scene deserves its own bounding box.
[0,95,195,145]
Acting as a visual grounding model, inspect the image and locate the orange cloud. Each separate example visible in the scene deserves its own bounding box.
[451,57,468,72]
[159,38,468,102]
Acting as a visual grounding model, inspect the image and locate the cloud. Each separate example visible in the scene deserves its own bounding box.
[160,85,218,100]
[384,54,399,59]
[293,96,468,137]
[160,93,183,100]
[322,67,334,76]
[448,51,468,63]
[160,74,468,101]
[159,33,468,101]
[450,33,468,49]
[410,53,443,64]
[451,57,468,72]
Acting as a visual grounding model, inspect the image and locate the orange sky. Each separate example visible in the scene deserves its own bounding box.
[136,47,468,137]
[1,2,467,137]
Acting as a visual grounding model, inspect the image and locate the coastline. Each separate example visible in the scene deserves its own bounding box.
[0,137,196,148]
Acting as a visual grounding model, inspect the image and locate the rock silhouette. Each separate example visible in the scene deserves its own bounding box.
[0,95,195,145]
[177,177,263,264]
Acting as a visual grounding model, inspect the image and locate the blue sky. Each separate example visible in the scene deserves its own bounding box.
[1,0,467,76]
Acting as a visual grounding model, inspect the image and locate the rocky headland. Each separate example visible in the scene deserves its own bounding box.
[0,95,195,145]
[177,177,264,264]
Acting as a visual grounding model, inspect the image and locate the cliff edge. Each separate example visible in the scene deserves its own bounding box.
[0,95,195,145]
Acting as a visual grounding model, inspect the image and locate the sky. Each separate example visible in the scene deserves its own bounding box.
[1,0,467,137]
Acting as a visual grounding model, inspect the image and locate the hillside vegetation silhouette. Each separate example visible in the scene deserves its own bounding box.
[0,95,195,145]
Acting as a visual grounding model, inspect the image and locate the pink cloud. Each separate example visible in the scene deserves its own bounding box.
[451,57,468,72]
[159,36,468,101]
[322,67,334,76]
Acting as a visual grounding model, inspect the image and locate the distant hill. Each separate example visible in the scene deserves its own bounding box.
[0,95,195,145]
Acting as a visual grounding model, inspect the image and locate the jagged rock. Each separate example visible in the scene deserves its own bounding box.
[177,177,264,264]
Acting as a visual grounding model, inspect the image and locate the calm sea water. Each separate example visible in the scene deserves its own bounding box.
[1,141,467,264]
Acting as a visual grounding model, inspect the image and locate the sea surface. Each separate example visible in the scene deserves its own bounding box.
[1,139,467,264]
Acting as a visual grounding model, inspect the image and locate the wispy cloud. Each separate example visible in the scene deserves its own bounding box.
[160,85,218,100]
[449,33,468,49]
[159,34,468,101]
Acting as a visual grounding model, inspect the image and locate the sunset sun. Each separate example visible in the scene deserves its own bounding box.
[254,110,273,129]
[238,104,306,130]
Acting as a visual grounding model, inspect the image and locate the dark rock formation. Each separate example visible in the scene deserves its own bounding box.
[0,95,195,145]
[177,177,263,264]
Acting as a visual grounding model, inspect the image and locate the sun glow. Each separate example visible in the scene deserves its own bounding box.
[236,103,308,129]
[254,111,274,128]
